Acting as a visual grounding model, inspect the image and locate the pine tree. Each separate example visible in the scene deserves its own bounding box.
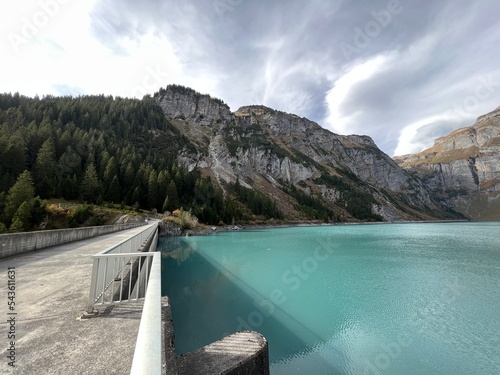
[34,138,56,180]
[3,137,26,176]
[58,146,82,178]
[148,170,159,210]
[80,163,101,203]
[4,171,35,225]
[103,156,118,183]
[107,175,121,203]
[10,201,32,232]
[157,170,169,198]
[162,196,169,213]
[166,180,179,211]
[34,138,56,197]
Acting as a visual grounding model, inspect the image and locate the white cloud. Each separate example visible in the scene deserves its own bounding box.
[323,54,395,134]
[0,0,188,98]
[393,114,455,156]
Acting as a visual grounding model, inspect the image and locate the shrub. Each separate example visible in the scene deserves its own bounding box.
[163,208,198,229]
[46,203,68,216]
[70,203,94,227]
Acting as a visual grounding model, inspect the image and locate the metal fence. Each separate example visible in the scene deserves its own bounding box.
[87,223,159,313]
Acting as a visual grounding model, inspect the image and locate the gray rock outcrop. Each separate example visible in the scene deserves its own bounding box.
[397,106,500,220]
[155,85,463,221]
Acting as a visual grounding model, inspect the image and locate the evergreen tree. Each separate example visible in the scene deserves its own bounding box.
[107,175,121,203]
[10,201,32,232]
[2,137,26,176]
[4,171,35,225]
[166,180,179,211]
[123,161,135,188]
[103,156,118,183]
[80,163,101,203]
[58,146,82,178]
[34,138,56,197]
[162,196,169,213]
[148,170,159,210]
[157,170,169,199]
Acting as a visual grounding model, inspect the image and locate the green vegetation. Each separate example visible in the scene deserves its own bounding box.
[281,183,336,222]
[0,92,289,231]
[314,173,383,221]
[228,179,283,220]
[0,92,202,231]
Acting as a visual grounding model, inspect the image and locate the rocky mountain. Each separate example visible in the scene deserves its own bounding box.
[395,106,500,220]
[153,85,462,222]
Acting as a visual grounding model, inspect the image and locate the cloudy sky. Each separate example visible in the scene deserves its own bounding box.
[1,0,499,155]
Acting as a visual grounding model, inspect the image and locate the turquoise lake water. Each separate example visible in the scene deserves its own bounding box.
[159,222,500,374]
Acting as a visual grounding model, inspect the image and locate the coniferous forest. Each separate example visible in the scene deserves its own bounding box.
[0,92,272,232]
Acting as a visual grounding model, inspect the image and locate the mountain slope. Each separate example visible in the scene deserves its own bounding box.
[154,85,462,222]
[395,106,500,220]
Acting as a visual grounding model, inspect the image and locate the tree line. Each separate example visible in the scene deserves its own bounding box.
[0,92,283,232]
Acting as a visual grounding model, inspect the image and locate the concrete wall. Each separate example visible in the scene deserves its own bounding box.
[176,331,270,375]
[0,223,144,259]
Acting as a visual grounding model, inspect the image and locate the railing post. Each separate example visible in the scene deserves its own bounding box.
[87,257,100,313]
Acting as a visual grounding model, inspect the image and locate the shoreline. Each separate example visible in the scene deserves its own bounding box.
[178,219,474,237]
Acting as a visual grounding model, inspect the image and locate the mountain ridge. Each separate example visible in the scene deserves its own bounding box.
[154,85,462,222]
[395,106,500,220]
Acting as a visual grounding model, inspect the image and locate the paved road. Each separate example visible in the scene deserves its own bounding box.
[0,225,155,375]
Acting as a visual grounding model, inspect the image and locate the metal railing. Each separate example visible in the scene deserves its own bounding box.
[87,223,159,312]
[102,222,158,255]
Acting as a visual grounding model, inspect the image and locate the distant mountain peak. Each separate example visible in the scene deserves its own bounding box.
[398,105,500,220]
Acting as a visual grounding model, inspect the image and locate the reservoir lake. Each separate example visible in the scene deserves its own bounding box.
[159,222,500,374]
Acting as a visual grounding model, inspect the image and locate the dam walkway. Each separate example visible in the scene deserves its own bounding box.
[0,224,157,375]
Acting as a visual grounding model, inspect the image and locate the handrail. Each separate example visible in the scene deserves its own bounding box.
[87,223,159,312]
[130,251,162,375]
[95,222,158,256]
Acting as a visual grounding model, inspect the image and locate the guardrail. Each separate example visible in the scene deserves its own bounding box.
[86,223,159,313]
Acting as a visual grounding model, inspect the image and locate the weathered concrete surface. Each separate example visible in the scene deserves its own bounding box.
[162,296,178,375]
[177,331,270,375]
[0,225,153,375]
[0,222,144,259]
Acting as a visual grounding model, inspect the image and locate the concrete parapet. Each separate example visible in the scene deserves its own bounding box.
[160,297,269,375]
[0,222,143,259]
[177,331,269,375]
[162,297,178,375]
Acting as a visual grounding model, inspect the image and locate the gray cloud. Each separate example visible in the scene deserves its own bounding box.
[88,0,500,155]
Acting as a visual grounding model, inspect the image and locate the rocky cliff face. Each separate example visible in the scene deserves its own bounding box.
[154,85,462,222]
[396,106,500,220]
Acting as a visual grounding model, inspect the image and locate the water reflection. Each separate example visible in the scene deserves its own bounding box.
[159,223,500,375]
[160,236,198,264]
[159,236,344,373]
